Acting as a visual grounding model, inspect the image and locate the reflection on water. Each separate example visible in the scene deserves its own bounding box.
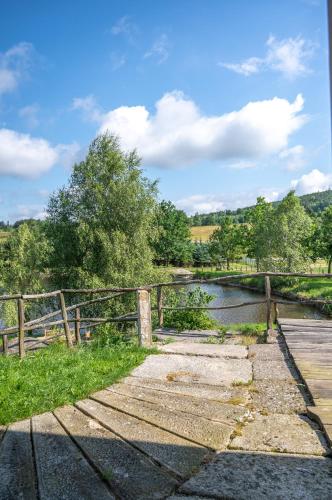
[191,283,326,325]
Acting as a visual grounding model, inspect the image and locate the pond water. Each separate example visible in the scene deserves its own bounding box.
[190,283,326,324]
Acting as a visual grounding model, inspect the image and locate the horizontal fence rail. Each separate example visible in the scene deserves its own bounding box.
[0,272,331,357]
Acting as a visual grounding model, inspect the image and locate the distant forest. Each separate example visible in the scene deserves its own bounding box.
[190,189,332,226]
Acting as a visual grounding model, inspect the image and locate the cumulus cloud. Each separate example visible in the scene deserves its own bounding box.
[220,35,315,79]
[71,95,102,122]
[9,204,47,221]
[94,90,306,168]
[0,128,78,178]
[291,169,332,195]
[144,34,170,64]
[0,42,34,96]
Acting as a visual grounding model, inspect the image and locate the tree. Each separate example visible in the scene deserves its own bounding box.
[313,206,332,273]
[46,134,159,289]
[247,197,273,271]
[209,217,247,270]
[153,201,193,265]
[261,191,313,272]
[0,222,50,326]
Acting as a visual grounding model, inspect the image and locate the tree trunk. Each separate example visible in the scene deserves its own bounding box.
[328,256,332,274]
[227,258,230,270]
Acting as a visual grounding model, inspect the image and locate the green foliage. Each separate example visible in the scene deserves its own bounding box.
[209,217,248,269]
[0,342,153,425]
[192,242,211,266]
[46,134,160,289]
[247,197,273,270]
[163,286,217,331]
[153,200,193,265]
[311,206,332,273]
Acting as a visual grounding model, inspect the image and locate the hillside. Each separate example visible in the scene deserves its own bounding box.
[190,189,332,226]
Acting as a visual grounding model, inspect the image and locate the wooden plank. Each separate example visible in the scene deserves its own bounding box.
[307,406,332,425]
[279,318,332,327]
[55,405,178,497]
[0,419,37,499]
[305,379,332,399]
[32,412,114,500]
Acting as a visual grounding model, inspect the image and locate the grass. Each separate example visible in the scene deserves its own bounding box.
[190,225,218,242]
[0,341,155,425]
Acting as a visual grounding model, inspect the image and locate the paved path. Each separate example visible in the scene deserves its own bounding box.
[1,330,332,499]
[279,317,332,448]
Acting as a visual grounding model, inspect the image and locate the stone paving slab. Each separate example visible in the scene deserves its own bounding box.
[123,376,251,404]
[248,344,289,360]
[54,405,177,499]
[75,398,209,479]
[131,354,252,386]
[91,389,234,450]
[250,380,307,414]
[178,450,332,500]
[229,414,328,456]
[108,382,247,424]
[154,329,220,343]
[253,359,299,381]
[159,343,247,358]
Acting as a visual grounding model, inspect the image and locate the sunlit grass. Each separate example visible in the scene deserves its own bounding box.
[0,341,155,425]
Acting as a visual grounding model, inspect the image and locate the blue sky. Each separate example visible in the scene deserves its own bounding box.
[0,0,330,221]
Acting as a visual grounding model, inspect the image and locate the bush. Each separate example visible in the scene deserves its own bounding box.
[163,286,218,331]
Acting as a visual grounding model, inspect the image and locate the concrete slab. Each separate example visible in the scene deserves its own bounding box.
[253,359,299,382]
[91,390,234,450]
[75,398,209,479]
[248,344,289,361]
[123,376,251,405]
[154,329,220,343]
[230,414,328,456]
[108,382,247,424]
[131,354,252,386]
[159,343,248,359]
[179,450,332,499]
[250,380,307,414]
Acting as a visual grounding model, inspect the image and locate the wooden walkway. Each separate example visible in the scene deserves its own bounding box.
[278,317,332,445]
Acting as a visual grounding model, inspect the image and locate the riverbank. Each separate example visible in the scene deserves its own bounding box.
[192,269,332,316]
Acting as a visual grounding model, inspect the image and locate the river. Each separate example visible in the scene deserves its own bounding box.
[191,283,326,324]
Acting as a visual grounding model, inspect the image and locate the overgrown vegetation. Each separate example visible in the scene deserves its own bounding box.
[0,340,154,425]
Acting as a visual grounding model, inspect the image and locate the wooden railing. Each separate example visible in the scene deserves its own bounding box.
[1,272,332,357]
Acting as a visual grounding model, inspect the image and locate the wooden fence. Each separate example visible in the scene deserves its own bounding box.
[1,272,332,358]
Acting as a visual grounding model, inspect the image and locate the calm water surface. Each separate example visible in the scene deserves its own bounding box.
[190,283,326,324]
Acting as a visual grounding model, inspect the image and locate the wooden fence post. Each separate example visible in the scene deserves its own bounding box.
[157,286,164,328]
[273,302,279,324]
[17,297,25,358]
[75,307,81,345]
[265,276,273,330]
[59,292,73,348]
[137,289,152,347]
[2,335,8,355]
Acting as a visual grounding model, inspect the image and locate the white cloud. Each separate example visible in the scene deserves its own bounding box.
[175,188,282,215]
[95,90,306,168]
[227,160,256,170]
[221,57,263,76]
[19,104,40,128]
[0,128,78,178]
[144,34,170,64]
[0,42,34,96]
[291,169,332,195]
[71,95,102,122]
[220,35,315,79]
[279,145,306,171]
[10,204,47,221]
[111,16,138,43]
